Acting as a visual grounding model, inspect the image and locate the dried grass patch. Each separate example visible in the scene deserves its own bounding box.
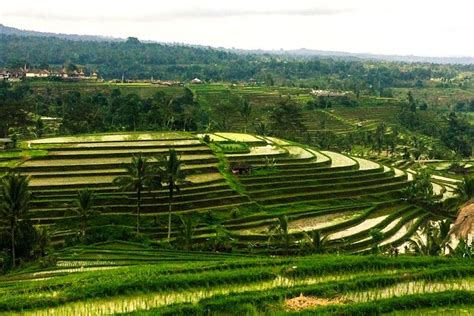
[284,293,345,311]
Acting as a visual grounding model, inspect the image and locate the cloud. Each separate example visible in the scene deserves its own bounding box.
[0,6,353,23]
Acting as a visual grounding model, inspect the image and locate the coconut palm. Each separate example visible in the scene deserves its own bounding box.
[0,173,31,268]
[73,189,98,237]
[369,228,384,254]
[408,220,452,256]
[456,176,474,202]
[268,215,291,255]
[310,230,329,254]
[33,226,50,258]
[239,98,252,133]
[178,213,198,250]
[157,149,185,241]
[113,153,160,233]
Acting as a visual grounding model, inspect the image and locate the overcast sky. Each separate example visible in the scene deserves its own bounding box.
[1,0,473,57]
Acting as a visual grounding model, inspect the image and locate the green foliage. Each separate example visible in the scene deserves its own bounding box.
[456,176,474,201]
[369,228,384,254]
[404,170,434,204]
[177,213,198,250]
[0,82,32,137]
[0,172,31,268]
[73,189,99,238]
[268,215,292,255]
[113,153,161,233]
[408,220,452,256]
[269,98,307,138]
[156,149,185,240]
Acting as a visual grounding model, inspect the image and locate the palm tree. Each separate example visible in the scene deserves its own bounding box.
[268,215,291,255]
[33,226,50,258]
[74,189,98,237]
[310,230,329,254]
[456,176,474,202]
[113,153,160,233]
[157,149,185,241]
[408,220,452,256]
[178,213,197,250]
[239,98,252,133]
[369,228,384,254]
[0,173,31,268]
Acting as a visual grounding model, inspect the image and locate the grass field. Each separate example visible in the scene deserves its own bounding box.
[0,241,472,315]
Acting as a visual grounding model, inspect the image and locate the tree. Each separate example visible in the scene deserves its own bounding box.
[255,121,269,136]
[408,220,452,256]
[0,82,32,137]
[369,228,383,254]
[239,98,252,133]
[456,176,474,201]
[268,215,291,255]
[178,213,198,250]
[157,149,185,241]
[35,118,44,139]
[407,91,416,112]
[404,170,434,204]
[308,230,329,254]
[33,226,50,258]
[372,122,387,154]
[113,154,160,233]
[0,173,31,268]
[73,190,98,238]
[269,98,306,138]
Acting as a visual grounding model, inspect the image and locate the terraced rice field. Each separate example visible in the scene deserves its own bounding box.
[0,242,472,315]
[1,131,471,315]
[0,132,437,253]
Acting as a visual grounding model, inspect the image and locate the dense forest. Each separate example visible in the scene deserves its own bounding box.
[1,34,473,89]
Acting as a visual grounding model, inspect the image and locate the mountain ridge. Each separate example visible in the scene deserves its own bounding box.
[1,23,473,64]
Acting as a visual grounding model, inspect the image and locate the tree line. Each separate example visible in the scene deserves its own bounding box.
[2,34,472,90]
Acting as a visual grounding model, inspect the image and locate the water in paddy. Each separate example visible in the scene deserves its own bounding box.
[15,270,402,315]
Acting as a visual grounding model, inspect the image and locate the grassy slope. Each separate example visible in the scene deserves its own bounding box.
[0,244,472,315]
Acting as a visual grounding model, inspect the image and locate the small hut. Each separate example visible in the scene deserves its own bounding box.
[231,163,252,175]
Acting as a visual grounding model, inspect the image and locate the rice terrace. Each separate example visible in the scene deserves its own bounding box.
[1,2,474,315]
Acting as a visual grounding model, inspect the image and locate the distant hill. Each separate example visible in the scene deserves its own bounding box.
[1,24,473,65]
[0,23,122,42]
[0,24,473,82]
[232,48,474,65]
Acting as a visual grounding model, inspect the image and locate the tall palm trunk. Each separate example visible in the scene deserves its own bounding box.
[136,187,141,233]
[167,179,173,241]
[10,221,15,268]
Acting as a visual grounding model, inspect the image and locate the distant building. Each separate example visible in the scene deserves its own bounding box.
[24,69,50,78]
[190,77,203,84]
[310,89,349,97]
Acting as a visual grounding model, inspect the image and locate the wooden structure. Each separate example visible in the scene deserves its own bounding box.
[231,163,252,175]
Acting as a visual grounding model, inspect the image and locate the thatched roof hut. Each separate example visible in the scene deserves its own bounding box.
[451,199,474,239]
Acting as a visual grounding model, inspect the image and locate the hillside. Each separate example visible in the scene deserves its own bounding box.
[2,24,474,65]
[0,23,120,42]
[0,131,448,254]
[1,29,473,82]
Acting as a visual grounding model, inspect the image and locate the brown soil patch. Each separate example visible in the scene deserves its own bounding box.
[451,199,474,239]
[284,293,344,311]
